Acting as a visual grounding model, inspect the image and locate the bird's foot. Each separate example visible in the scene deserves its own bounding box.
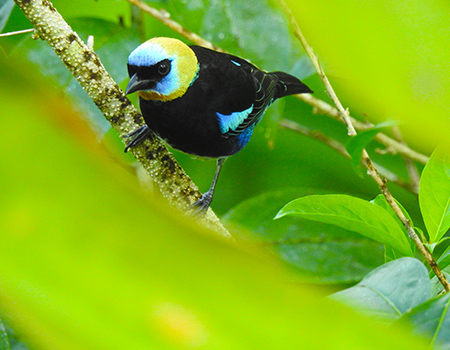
[188,191,214,216]
[124,125,152,153]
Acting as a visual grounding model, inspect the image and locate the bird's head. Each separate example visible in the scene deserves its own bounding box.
[126,37,199,102]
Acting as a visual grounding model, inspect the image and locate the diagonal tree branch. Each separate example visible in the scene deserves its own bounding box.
[13,0,231,238]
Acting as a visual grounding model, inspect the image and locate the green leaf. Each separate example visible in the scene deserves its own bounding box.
[0,0,14,33]
[430,271,450,297]
[437,245,450,272]
[402,293,450,349]
[384,246,402,263]
[223,189,384,284]
[346,121,398,172]
[330,257,431,322]
[0,317,11,350]
[276,194,414,257]
[371,194,415,257]
[419,143,450,243]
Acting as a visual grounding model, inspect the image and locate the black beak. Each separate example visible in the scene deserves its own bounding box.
[125,74,156,95]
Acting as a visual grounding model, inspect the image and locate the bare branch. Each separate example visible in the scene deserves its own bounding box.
[280,119,418,194]
[296,94,429,164]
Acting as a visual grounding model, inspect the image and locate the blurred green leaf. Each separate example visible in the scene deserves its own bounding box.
[53,0,131,26]
[223,189,384,284]
[330,258,431,322]
[0,0,14,33]
[285,0,450,149]
[0,317,11,350]
[402,293,450,350]
[419,143,450,243]
[0,53,430,349]
[276,194,413,257]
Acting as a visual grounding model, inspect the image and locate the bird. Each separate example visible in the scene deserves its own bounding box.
[124,37,312,212]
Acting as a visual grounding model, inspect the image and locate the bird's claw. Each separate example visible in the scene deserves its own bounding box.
[188,191,213,216]
[124,125,152,153]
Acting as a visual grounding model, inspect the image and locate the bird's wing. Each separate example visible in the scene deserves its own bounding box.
[210,61,277,138]
[191,46,278,138]
[217,70,277,138]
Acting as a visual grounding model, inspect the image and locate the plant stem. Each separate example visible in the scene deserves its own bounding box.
[126,0,223,52]
[296,94,429,164]
[281,0,449,291]
[280,119,418,194]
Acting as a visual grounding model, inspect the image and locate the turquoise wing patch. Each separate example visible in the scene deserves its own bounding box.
[217,105,254,134]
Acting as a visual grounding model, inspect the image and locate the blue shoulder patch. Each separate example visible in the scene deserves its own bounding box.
[217,105,253,134]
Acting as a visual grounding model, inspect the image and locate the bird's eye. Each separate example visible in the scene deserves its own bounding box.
[158,60,171,75]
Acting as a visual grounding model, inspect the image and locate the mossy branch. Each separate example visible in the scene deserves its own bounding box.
[13,0,231,238]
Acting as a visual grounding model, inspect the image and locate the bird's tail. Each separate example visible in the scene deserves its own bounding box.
[271,71,313,99]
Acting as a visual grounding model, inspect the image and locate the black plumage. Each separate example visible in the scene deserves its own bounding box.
[125,38,312,211]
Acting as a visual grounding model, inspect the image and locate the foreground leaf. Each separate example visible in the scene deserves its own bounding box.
[285,0,450,148]
[402,293,450,350]
[0,54,429,349]
[419,143,450,243]
[276,195,413,257]
[330,258,430,322]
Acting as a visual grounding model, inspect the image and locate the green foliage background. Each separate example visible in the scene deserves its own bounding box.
[1,0,450,348]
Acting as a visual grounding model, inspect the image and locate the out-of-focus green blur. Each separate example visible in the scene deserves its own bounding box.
[285,0,450,153]
[0,52,426,349]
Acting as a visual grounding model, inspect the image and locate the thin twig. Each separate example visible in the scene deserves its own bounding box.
[126,0,223,52]
[280,119,348,157]
[0,28,34,37]
[296,94,429,164]
[280,119,417,194]
[13,0,231,239]
[391,126,421,193]
[280,0,449,292]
